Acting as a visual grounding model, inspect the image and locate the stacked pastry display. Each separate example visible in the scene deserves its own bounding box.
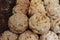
[44,0,60,33]
[8,0,30,34]
[0,0,60,40]
[13,0,30,15]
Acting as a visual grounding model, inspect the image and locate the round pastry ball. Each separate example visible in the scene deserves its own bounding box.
[46,4,60,19]
[13,5,24,14]
[0,31,18,40]
[19,30,39,40]
[13,0,30,15]
[51,18,60,33]
[40,31,58,40]
[8,13,28,34]
[28,0,46,16]
[29,13,50,34]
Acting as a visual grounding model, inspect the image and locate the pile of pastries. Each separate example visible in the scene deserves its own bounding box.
[0,0,60,40]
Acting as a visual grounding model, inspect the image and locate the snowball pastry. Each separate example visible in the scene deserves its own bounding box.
[29,13,50,34]
[58,34,60,40]
[51,18,60,33]
[13,0,30,14]
[46,5,60,19]
[40,31,58,40]
[28,0,46,16]
[19,30,39,40]
[0,31,18,40]
[8,13,28,34]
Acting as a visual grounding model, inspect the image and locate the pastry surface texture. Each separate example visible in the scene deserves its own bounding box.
[29,13,50,34]
[0,31,18,40]
[13,0,30,14]
[40,31,58,40]
[8,13,28,34]
[19,30,39,40]
[51,18,60,33]
[28,0,46,16]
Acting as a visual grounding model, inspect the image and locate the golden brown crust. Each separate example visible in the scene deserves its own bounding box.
[19,30,39,40]
[0,31,18,40]
[29,13,50,34]
[13,0,30,14]
[8,13,28,34]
